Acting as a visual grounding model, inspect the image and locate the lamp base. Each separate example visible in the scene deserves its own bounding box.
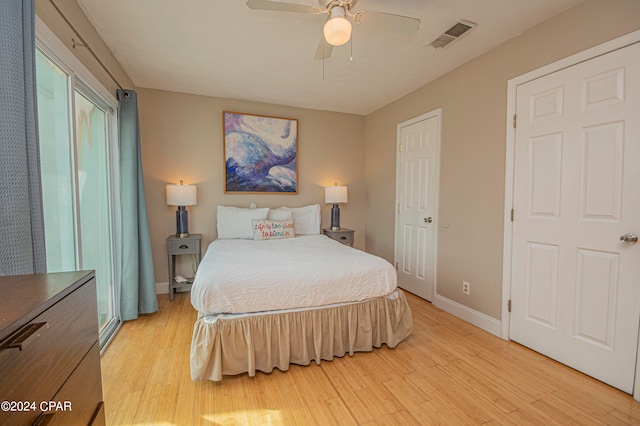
[176,206,189,238]
[330,204,340,230]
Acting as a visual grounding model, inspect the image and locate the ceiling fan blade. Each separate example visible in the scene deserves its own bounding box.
[357,10,420,36]
[246,0,318,14]
[314,35,333,60]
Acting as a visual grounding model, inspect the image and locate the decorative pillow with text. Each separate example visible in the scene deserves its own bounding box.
[252,219,296,240]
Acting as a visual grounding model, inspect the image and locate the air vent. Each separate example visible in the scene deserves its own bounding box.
[429,20,476,49]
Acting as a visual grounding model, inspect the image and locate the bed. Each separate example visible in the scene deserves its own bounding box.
[189,204,413,381]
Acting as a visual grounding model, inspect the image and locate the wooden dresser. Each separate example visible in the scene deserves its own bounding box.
[0,271,105,426]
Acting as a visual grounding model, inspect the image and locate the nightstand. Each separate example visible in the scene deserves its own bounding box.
[166,234,202,301]
[323,228,355,247]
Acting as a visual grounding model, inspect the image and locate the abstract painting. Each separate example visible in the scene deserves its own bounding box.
[223,111,298,193]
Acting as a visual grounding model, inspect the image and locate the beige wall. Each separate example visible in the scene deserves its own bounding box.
[36,0,133,94]
[138,89,365,282]
[364,0,640,320]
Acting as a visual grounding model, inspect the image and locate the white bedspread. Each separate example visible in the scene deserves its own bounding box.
[190,235,397,315]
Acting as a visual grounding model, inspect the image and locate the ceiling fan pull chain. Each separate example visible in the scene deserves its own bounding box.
[350,33,353,61]
[323,42,326,80]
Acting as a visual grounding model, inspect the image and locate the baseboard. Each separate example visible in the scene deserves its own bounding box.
[433,294,503,338]
[156,281,169,294]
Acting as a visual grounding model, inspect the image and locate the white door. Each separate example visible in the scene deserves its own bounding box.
[395,112,440,301]
[510,43,640,393]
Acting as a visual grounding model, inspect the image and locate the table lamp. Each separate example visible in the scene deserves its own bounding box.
[325,183,348,230]
[166,180,197,237]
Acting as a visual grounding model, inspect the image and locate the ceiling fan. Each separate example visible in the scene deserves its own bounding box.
[246,0,421,60]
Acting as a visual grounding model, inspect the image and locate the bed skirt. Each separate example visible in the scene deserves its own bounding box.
[190,290,413,381]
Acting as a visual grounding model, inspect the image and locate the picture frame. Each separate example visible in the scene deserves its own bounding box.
[223,111,298,194]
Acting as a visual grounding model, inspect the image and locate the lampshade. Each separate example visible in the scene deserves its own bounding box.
[166,181,197,206]
[323,7,352,46]
[325,185,348,204]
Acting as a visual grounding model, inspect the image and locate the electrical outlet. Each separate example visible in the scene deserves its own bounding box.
[462,281,471,295]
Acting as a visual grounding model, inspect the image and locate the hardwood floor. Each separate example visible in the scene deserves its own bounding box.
[101,292,640,425]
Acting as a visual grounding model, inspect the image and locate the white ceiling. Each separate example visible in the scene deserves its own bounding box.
[77,0,584,115]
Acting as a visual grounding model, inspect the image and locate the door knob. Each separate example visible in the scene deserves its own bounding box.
[424,217,433,223]
[620,233,638,245]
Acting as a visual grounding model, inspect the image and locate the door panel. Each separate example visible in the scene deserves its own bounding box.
[575,248,618,347]
[75,91,115,335]
[525,242,559,328]
[529,132,562,218]
[35,50,77,273]
[510,43,640,393]
[580,122,623,220]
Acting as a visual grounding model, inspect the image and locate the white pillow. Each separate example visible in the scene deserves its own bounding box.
[290,204,321,235]
[252,219,295,240]
[268,207,292,221]
[217,206,269,239]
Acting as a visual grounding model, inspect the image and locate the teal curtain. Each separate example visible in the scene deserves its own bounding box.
[0,0,46,275]
[118,89,157,320]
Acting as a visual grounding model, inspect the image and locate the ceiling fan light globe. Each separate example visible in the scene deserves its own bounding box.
[323,16,351,46]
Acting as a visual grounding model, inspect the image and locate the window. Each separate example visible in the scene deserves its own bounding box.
[35,20,120,347]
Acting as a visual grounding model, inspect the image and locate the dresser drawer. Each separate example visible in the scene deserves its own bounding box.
[169,239,199,254]
[89,402,106,426]
[35,342,104,426]
[0,279,98,426]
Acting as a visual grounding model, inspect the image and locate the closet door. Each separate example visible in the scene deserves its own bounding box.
[395,111,441,301]
[510,43,640,393]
